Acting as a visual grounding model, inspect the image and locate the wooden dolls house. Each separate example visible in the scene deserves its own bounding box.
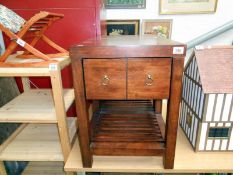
[179,46,233,151]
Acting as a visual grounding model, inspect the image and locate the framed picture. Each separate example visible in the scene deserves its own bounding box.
[141,19,172,38]
[106,20,140,36]
[160,0,218,14]
[105,0,146,9]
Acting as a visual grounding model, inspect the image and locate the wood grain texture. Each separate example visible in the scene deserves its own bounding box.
[90,101,165,156]
[154,100,162,114]
[0,89,74,123]
[157,113,165,139]
[128,58,171,99]
[50,67,71,162]
[71,35,184,47]
[0,124,27,153]
[195,47,233,93]
[70,36,186,58]
[0,55,69,76]
[84,59,126,99]
[71,57,93,167]
[164,57,184,169]
[0,118,76,161]
[71,36,186,169]
[92,147,164,156]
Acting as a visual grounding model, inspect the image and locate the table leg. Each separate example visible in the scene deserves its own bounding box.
[72,58,93,167]
[154,100,162,113]
[164,57,184,169]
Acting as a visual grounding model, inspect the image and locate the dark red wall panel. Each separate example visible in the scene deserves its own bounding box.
[1,0,96,9]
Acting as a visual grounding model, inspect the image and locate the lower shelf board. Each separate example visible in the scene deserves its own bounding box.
[22,162,65,175]
[91,100,165,156]
[0,89,74,123]
[0,118,77,161]
[64,127,233,173]
[91,113,165,156]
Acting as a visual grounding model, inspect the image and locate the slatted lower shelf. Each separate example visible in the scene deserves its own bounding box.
[91,100,165,156]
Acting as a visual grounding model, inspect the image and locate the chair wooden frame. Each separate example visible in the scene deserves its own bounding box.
[0,11,68,64]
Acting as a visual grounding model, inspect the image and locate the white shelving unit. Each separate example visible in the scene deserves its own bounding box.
[0,55,76,175]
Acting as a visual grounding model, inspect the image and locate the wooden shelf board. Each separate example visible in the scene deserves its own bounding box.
[0,54,70,77]
[0,117,77,161]
[65,127,233,173]
[0,89,74,123]
[22,161,65,175]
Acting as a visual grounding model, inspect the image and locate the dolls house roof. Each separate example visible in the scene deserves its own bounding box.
[194,46,233,94]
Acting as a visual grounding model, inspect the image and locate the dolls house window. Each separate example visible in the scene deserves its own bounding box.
[208,127,230,138]
[186,112,192,128]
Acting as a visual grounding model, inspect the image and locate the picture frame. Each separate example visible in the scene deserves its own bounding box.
[141,19,172,38]
[106,20,140,36]
[160,0,218,14]
[105,0,146,9]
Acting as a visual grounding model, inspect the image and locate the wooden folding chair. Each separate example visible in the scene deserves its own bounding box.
[0,4,68,64]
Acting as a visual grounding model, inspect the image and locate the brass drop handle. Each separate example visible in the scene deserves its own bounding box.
[101,75,110,86]
[145,74,153,86]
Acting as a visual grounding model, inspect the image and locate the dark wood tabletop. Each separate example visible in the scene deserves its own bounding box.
[70,36,186,58]
[71,35,185,47]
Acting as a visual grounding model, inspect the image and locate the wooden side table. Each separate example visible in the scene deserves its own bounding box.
[71,36,186,169]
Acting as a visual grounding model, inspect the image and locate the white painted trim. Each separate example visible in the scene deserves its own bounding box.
[196,87,201,118]
[194,84,198,114]
[199,123,208,150]
[222,94,232,121]
[206,94,215,121]
[228,127,233,150]
[199,91,204,119]
[210,123,216,127]
[213,139,221,150]
[213,94,224,122]
[188,78,192,105]
[192,117,198,146]
[206,139,213,150]
[190,111,194,142]
[221,139,228,150]
[230,97,233,121]
[191,82,195,109]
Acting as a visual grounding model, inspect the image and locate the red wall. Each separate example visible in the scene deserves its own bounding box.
[1,0,103,116]
[1,0,102,89]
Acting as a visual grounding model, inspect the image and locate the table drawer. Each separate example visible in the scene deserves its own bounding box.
[128,58,171,99]
[84,59,126,99]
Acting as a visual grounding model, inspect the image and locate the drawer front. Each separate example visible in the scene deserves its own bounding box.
[128,58,171,99]
[84,59,126,99]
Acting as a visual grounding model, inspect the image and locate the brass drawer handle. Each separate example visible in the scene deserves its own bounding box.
[102,75,110,86]
[145,74,153,86]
